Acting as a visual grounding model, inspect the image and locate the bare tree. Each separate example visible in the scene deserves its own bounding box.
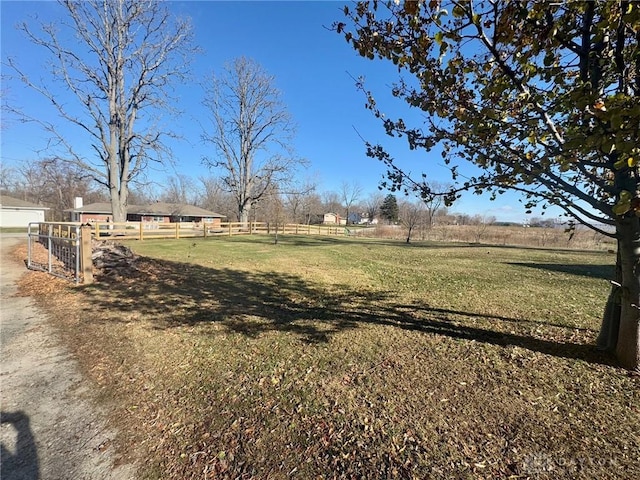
[259,186,286,243]
[6,157,106,220]
[471,215,496,244]
[301,192,324,224]
[198,176,237,219]
[340,181,363,225]
[322,190,342,216]
[423,181,450,229]
[12,162,47,204]
[399,200,425,244]
[202,57,304,226]
[0,164,19,195]
[6,0,196,222]
[364,192,384,224]
[161,174,198,205]
[283,180,318,223]
[127,183,159,206]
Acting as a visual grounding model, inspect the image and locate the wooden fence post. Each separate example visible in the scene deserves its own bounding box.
[175,222,180,239]
[80,225,93,284]
[139,222,144,241]
[228,222,232,236]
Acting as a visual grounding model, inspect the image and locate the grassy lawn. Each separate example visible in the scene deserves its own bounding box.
[24,235,639,479]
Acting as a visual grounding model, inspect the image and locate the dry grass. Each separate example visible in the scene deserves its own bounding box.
[14,235,640,479]
[372,224,615,251]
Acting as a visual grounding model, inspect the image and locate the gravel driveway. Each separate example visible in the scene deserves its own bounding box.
[1,234,136,480]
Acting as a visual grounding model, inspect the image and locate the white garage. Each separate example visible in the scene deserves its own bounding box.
[0,195,49,227]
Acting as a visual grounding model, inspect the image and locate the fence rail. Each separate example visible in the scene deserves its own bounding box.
[91,221,348,240]
[27,222,83,282]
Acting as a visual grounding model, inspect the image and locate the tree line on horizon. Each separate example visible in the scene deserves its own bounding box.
[1,161,486,229]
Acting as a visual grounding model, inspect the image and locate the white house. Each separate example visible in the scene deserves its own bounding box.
[0,195,50,227]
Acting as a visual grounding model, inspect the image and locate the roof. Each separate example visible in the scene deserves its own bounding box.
[0,195,50,210]
[130,202,225,218]
[65,201,225,218]
[64,202,112,213]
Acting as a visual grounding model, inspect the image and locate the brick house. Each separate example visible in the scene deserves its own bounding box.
[66,200,225,228]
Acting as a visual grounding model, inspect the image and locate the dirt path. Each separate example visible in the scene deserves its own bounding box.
[0,235,136,480]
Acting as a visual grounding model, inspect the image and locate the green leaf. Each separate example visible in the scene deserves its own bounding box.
[613,201,631,216]
[614,158,626,170]
[452,4,465,18]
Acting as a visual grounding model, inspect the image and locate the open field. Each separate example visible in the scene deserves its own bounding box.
[17,235,640,479]
[374,224,615,251]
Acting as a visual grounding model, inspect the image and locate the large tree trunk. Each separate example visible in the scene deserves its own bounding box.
[110,192,127,223]
[239,204,251,229]
[599,217,640,371]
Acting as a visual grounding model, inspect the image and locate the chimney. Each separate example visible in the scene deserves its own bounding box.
[74,197,83,209]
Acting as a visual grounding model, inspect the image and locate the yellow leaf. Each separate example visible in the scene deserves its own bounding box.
[628,157,637,168]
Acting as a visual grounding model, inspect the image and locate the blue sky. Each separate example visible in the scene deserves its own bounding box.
[1,0,559,222]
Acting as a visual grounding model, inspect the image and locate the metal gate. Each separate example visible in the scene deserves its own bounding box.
[27,222,82,283]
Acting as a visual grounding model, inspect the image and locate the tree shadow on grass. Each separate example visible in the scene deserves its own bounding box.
[506,262,614,280]
[213,234,449,249]
[78,256,614,367]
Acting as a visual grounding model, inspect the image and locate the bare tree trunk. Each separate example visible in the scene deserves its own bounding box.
[239,204,251,229]
[110,190,127,223]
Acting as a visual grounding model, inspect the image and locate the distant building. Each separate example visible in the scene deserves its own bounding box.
[356,213,378,225]
[127,202,226,225]
[322,212,348,225]
[0,195,50,227]
[348,212,363,224]
[65,198,225,227]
